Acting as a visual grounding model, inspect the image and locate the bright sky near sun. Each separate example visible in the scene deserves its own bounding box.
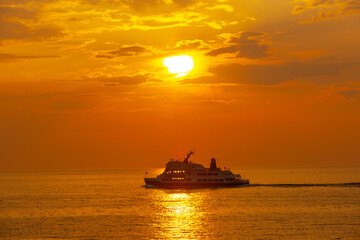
[0,0,360,170]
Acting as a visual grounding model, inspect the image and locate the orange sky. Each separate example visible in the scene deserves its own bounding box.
[1,0,360,170]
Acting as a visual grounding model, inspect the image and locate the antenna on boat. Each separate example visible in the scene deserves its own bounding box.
[183,150,194,163]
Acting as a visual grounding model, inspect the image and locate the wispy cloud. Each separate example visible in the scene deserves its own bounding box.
[182,61,354,85]
[292,0,360,22]
[206,32,269,59]
[0,53,60,62]
[85,74,160,85]
[95,45,149,59]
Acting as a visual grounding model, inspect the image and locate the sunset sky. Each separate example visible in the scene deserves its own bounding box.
[1,0,360,170]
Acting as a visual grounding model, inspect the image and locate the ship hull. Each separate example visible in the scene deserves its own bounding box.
[144,178,249,188]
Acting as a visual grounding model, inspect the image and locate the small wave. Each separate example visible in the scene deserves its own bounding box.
[243,182,360,188]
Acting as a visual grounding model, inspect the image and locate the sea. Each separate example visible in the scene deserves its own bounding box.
[0,167,359,240]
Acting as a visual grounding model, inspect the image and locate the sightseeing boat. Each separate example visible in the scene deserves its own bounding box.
[144,151,249,188]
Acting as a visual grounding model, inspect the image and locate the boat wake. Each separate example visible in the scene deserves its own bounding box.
[241,182,360,188]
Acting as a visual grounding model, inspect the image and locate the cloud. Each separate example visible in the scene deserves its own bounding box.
[338,89,360,98]
[0,6,37,20]
[136,11,207,30]
[0,53,60,62]
[0,5,64,43]
[83,0,197,13]
[169,39,209,50]
[206,4,234,12]
[0,20,64,42]
[95,45,148,59]
[108,46,147,56]
[0,21,29,40]
[182,61,354,85]
[206,45,240,56]
[0,0,56,4]
[139,19,184,28]
[171,0,196,7]
[206,32,269,59]
[96,9,208,31]
[292,0,360,22]
[86,74,160,85]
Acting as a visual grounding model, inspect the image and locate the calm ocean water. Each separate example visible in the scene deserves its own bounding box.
[0,167,359,240]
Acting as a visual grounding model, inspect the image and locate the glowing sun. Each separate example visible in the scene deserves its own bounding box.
[163,55,194,77]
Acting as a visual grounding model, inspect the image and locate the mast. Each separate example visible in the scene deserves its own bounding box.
[183,150,194,163]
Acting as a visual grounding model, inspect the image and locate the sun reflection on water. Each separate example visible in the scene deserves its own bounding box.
[153,191,206,239]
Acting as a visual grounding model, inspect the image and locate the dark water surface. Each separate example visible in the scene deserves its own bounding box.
[1,167,359,239]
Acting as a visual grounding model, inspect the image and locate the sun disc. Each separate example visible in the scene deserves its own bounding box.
[163,55,194,77]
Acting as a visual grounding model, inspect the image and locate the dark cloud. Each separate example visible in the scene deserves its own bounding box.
[87,74,160,85]
[171,0,196,7]
[230,32,264,43]
[338,89,360,98]
[95,54,114,59]
[0,53,60,62]
[96,45,148,59]
[0,6,36,20]
[182,61,354,85]
[109,46,147,56]
[0,0,56,4]
[236,44,268,59]
[0,21,29,40]
[292,0,360,22]
[312,0,331,7]
[206,45,240,56]
[311,0,360,8]
[0,20,64,42]
[206,32,269,59]
[0,5,63,42]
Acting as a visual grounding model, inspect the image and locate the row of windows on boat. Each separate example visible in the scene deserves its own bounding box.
[165,171,219,176]
[162,177,236,181]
